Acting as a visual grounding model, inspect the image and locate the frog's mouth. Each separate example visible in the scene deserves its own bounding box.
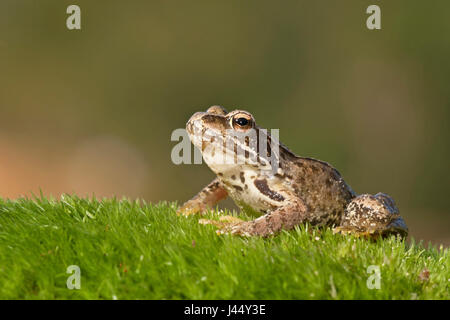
[186,112,211,150]
[186,116,228,163]
[186,111,228,147]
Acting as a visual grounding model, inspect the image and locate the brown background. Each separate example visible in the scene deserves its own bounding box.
[0,1,449,245]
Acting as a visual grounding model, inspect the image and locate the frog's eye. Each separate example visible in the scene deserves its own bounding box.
[231,113,253,131]
[236,117,249,126]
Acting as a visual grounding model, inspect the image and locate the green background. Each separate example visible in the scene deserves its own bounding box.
[0,1,449,245]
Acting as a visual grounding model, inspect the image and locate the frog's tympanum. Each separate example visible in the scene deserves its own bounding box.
[178,106,408,238]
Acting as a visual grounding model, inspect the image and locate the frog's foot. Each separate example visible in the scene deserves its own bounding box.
[200,199,309,237]
[215,220,254,237]
[177,201,206,216]
[199,216,251,236]
[199,215,244,229]
[334,193,408,239]
[199,218,255,237]
[219,215,245,223]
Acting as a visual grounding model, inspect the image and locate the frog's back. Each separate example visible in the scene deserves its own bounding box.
[286,156,356,226]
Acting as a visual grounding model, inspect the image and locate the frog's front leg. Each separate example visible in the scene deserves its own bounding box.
[333,193,408,239]
[177,178,228,216]
[216,200,308,237]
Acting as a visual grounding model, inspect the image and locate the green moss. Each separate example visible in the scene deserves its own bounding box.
[0,195,448,299]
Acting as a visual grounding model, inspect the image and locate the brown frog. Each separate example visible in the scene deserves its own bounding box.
[177,105,408,238]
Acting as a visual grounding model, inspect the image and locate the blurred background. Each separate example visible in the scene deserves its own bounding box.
[0,1,448,245]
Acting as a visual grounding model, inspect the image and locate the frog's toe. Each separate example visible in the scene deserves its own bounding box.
[199,217,242,230]
[333,226,379,238]
[333,226,354,235]
[216,221,253,237]
[177,208,196,216]
[198,218,223,227]
[333,218,408,239]
[381,215,408,238]
[177,201,205,216]
[218,215,244,223]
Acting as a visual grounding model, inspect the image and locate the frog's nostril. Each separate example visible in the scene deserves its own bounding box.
[186,122,193,134]
[186,112,205,133]
[188,112,204,124]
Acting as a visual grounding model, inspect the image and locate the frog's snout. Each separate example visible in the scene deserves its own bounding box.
[186,112,204,135]
[186,109,228,150]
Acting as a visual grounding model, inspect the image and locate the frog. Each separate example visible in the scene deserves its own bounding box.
[177,105,408,238]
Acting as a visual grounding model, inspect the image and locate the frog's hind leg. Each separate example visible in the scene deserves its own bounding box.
[215,199,309,237]
[333,193,408,239]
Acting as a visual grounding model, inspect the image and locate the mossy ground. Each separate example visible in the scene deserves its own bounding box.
[0,195,448,299]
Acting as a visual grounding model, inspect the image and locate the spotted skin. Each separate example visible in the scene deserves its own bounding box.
[177,106,408,238]
[334,193,408,238]
[178,178,227,215]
